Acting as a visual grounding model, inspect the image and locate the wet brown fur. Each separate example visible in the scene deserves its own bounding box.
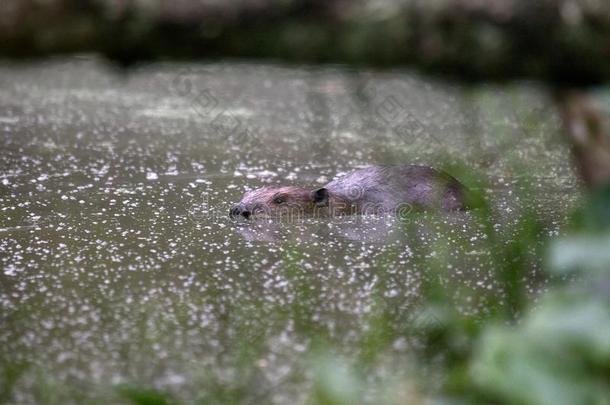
[232,165,470,218]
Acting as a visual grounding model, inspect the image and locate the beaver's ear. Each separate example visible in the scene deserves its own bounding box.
[311,188,329,206]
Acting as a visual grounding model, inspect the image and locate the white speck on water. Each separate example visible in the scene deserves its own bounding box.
[4,265,21,276]
[146,172,159,180]
[161,373,186,386]
[165,166,179,176]
[0,116,19,124]
[256,170,277,178]
[385,289,399,297]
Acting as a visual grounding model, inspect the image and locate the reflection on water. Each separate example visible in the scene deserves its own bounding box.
[0,57,579,403]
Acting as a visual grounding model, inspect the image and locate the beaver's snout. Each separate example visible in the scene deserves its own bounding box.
[230,204,251,219]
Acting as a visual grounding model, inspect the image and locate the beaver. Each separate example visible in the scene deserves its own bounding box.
[229,165,470,219]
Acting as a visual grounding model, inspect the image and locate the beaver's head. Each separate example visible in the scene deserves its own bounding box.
[230,186,333,219]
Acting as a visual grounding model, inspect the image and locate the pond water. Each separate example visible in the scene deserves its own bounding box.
[0,57,581,403]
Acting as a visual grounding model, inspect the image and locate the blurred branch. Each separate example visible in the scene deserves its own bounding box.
[557,90,610,188]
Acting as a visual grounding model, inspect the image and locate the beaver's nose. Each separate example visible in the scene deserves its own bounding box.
[229,206,241,217]
[229,205,251,219]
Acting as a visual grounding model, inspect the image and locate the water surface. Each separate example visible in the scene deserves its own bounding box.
[0,58,580,403]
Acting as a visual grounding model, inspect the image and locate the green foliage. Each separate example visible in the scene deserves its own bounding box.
[117,385,175,405]
[0,362,28,404]
[571,184,610,233]
[309,352,362,405]
[471,290,610,405]
[467,185,610,405]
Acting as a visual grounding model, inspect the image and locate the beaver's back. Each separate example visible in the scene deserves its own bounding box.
[324,165,468,212]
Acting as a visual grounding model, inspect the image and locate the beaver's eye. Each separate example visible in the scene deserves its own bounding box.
[273,196,285,204]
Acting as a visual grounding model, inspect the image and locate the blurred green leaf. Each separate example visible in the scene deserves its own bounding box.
[117,385,175,405]
[571,184,610,233]
[471,291,610,405]
[309,352,361,405]
[548,235,610,275]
